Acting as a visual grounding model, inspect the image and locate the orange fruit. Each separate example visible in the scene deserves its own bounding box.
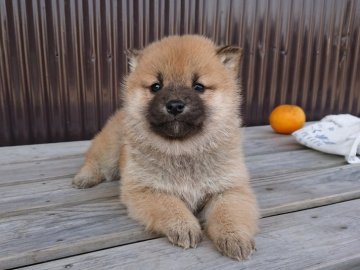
[269,104,306,134]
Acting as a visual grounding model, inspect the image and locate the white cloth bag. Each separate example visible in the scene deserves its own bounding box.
[292,114,360,164]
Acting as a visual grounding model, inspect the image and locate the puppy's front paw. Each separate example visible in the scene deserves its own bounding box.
[210,229,255,260]
[72,169,102,189]
[165,219,203,249]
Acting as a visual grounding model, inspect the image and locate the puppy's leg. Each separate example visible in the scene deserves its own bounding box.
[205,184,259,260]
[122,185,202,248]
[73,159,102,189]
[73,111,124,188]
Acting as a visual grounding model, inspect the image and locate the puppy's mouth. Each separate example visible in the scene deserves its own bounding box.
[149,118,203,140]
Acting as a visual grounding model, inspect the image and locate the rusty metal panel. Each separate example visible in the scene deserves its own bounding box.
[0,0,359,146]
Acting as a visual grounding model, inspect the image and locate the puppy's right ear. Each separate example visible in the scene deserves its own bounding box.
[216,46,242,74]
[125,49,141,72]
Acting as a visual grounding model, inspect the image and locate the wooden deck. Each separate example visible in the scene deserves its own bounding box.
[1,125,359,270]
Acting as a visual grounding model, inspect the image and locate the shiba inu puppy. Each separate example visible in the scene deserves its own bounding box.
[73,35,258,260]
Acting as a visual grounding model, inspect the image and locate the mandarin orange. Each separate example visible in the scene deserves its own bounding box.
[269,104,306,134]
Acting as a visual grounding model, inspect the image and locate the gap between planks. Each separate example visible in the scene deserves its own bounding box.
[17,199,360,270]
[0,148,347,187]
[1,165,359,268]
[1,163,359,218]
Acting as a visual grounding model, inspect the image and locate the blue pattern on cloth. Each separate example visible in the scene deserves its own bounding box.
[292,114,360,164]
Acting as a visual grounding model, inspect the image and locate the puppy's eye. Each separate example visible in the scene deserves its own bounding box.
[193,83,205,93]
[150,83,162,93]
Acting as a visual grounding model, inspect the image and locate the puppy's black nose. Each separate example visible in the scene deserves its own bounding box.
[166,100,185,115]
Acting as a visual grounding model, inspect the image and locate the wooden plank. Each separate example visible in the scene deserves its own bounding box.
[243,135,306,156]
[241,122,315,140]
[0,125,303,165]
[0,148,346,187]
[246,149,346,180]
[0,178,118,217]
[19,199,360,270]
[256,164,360,216]
[0,141,90,165]
[0,156,84,186]
[1,164,359,268]
[0,150,353,218]
[0,199,153,269]
[243,124,292,139]
[3,135,304,186]
[2,123,356,269]
[1,163,359,218]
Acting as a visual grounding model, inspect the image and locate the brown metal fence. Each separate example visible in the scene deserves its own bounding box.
[1,0,359,146]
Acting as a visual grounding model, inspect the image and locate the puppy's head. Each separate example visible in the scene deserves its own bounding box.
[123,35,242,154]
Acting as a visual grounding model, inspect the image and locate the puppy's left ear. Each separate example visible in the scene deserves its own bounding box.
[216,46,242,74]
[125,49,141,72]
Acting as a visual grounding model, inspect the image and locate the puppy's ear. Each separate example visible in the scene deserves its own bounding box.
[125,49,141,72]
[216,46,242,74]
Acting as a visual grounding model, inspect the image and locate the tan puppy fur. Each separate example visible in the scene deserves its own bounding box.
[73,35,259,260]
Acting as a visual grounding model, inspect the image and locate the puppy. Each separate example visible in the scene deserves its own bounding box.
[73,35,259,260]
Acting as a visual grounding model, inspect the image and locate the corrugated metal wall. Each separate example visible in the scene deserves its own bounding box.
[1,0,359,146]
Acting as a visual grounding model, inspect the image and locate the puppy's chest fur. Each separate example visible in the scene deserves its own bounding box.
[125,144,242,211]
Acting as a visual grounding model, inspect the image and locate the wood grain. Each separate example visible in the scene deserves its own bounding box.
[1,164,359,218]
[1,125,358,269]
[0,199,154,269]
[0,141,90,165]
[1,163,359,268]
[0,156,84,186]
[0,178,118,217]
[0,125,300,165]
[19,199,360,270]
[0,148,346,187]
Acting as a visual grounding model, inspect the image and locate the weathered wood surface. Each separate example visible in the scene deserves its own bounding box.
[0,148,346,187]
[1,163,359,218]
[20,200,360,270]
[0,126,276,166]
[0,141,90,165]
[0,125,359,269]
